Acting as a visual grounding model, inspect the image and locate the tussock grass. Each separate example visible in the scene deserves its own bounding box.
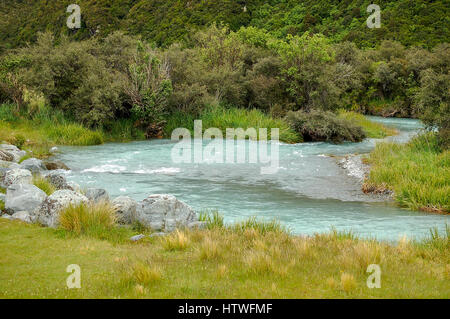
[32,175,56,196]
[199,210,224,229]
[58,201,126,242]
[340,273,357,292]
[162,229,190,251]
[365,133,449,213]
[338,111,397,138]
[165,104,301,143]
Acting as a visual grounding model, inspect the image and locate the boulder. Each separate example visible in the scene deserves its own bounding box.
[85,188,109,203]
[20,158,47,174]
[34,190,89,227]
[0,193,5,202]
[136,194,197,232]
[67,181,81,192]
[0,150,14,162]
[44,171,73,190]
[0,144,26,162]
[0,160,20,169]
[44,161,70,171]
[5,184,46,215]
[11,211,34,223]
[112,196,137,224]
[3,169,32,187]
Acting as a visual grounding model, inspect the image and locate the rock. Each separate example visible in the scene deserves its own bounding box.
[149,232,167,238]
[130,234,146,242]
[20,158,47,174]
[136,194,197,232]
[34,190,89,227]
[1,214,12,220]
[0,150,14,162]
[5,184,47,215]
[187,221,207,230]
[11,211,33,223]
[0,193,5,202]
[3,169,32,187]
[50,147,58,153]
[44,161,70,171]
[67,181,81,192]
[0,160,20,169]
[0,144,26,163]
[112,196,137,224]
[44,171,73,190]
[85,188,109,202]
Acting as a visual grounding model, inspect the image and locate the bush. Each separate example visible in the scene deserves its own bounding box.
[286,110,366,143]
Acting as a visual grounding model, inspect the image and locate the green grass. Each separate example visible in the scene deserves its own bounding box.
[165,104,302,144]
[364,133,450,213]
[0,218,448,298]
[0,104,145,158]
[0,187,6,194]
[0,200,4,212]
[338,111,397,139]
[32,175,56,196]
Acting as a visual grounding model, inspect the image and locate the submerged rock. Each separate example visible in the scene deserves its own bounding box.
[5,184,47,215]
[112,196,137,224]
[136,194,197,232]
[44,161,70,171]
[34,190,89,227]
[20,158,47,174]
[85,188,109,203]
[3,169,32,187]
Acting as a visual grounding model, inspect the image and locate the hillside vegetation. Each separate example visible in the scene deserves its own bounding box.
[1,0,449,51]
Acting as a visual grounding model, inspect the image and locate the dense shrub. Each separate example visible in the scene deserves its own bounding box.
[286,110,366,143]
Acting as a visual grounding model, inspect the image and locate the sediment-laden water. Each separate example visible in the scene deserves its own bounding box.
[55,117,448,241]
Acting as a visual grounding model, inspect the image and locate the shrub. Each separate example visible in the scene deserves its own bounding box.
[286,110,366,143]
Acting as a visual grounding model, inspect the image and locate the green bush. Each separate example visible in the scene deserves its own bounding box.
[286,110,366,143]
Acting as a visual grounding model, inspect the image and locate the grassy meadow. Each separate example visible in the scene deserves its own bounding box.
[0,214,448,299]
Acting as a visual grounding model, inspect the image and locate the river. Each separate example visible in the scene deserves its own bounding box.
[55,117,448,241]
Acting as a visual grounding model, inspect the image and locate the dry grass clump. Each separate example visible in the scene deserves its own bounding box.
[162,229,190,251]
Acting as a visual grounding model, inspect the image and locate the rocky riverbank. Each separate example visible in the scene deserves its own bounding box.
[0,143,205,237]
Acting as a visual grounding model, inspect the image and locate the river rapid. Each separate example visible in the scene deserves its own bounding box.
[55,117,449,241]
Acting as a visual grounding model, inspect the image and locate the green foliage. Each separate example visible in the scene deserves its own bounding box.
[1,1,448,52]
[199,210,225,230]
[286,109,366,143]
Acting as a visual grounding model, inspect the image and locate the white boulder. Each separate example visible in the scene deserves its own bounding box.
[5,184,47,215]
[34,190,88,227]
[112,196,137,224]
[3,169,32,187]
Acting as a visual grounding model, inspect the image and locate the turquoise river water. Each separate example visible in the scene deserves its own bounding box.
[56,117,448,241]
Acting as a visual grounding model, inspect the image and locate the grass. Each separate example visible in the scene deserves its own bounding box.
[0,104,145,158]
[0,199,4,212]
[32,175,56,196]
[0,187,5,194]
[364,133,449,213]
[338,111,398,138]
[165,104,302,144]
[0,218,448,298]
